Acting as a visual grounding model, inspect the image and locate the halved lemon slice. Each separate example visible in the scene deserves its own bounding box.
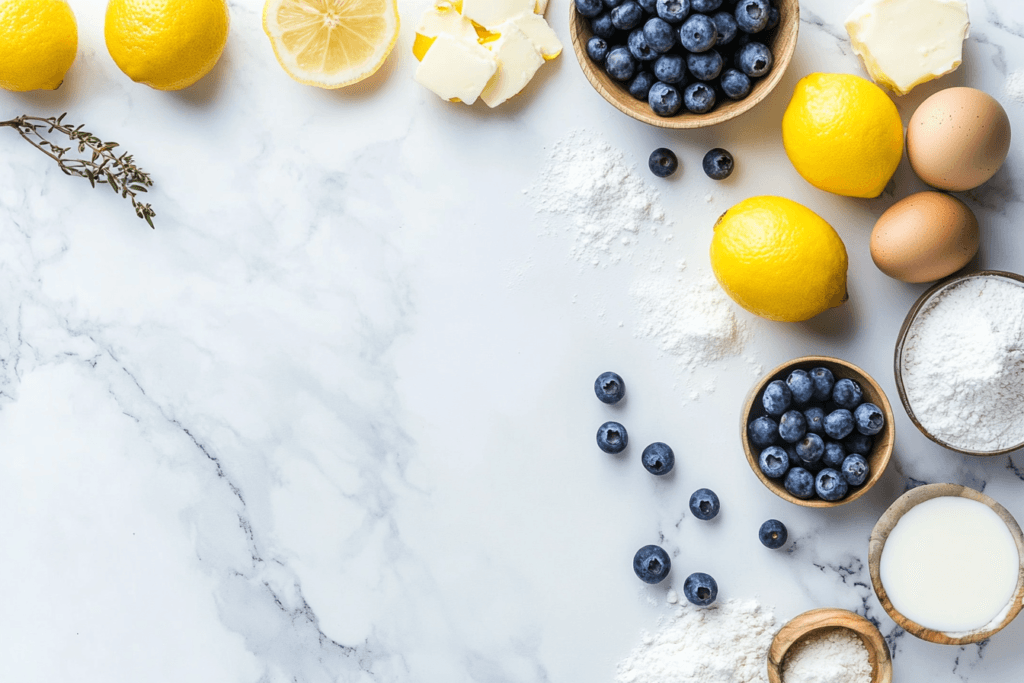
[263,0,399,88]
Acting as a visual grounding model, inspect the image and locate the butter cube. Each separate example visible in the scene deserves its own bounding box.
[461,0,536,29]
[416,2,478,42]
[480,22,545,108]
[415,35,498,104]
[509,11,562,59]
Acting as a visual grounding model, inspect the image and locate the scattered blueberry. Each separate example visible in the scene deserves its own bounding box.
[691,0,721,12]
[655,0,689,23]
[736,41,772,77]
[649,81,683,116]
[748,416,779,449]
[786,369,814,405]
[689,488,721,520]
[594,371,626,404]
[815,468,849,502]
[597,421,628,453]
[841,454,870,486]
[804,407,825,434]
[702,147,734,180]
[629,70,658,99]
[648,147,679,177]
[686,49,723,81]
[843,431,872,456]
[784,467,814,499]
[832,378,863,410]
[643,16,677,52]
[759,519,788,549]
[642,442,675,475]
[854,403,884,436]
[653,54,687,84]
[612,1,645,29]
[795,433,824,465]
[823,409,854,441]
[683,572,718,606]
[710,11,738,46]
[628,28,659,61]
[605,46,638,80]
[810,367,835,402]
[758,445,789,479]
[633,544,671,583]
[822,440,846,469]
[586,36,611,62]
[719,68,751,99]
[576,0,604,18]
[678,13,717,53]
[735,0,770,33]
[778,410,807,444]
[591,12,617,39]
[762,380,792,416]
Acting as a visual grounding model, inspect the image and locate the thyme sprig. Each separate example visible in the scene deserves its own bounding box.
[0,113,156,228]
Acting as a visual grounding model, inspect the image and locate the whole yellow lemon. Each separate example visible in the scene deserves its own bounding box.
[0,0,78,92]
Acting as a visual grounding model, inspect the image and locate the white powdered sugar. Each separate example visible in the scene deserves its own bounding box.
[900,276,1024,451]
[781,628,872,683]
[527,130,669,267]
[615,598,775,683]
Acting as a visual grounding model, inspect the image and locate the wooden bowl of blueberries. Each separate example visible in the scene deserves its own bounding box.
[569,0,799,128]
[741,356,896,508]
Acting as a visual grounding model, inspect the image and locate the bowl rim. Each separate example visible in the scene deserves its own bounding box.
[567,0,800,129]
[893,270,1024,457]
[740,355,896,508]
[766,608,893,683]
[867,483,1024,645]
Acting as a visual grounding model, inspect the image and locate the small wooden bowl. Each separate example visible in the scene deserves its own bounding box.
[868,483,1024,645]
[569,0,800,129]
[741,356,895,508]
[894,270,1024,456]
[767,608,892,683]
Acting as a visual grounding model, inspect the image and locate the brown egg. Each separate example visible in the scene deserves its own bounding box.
[870,192,979,283]
[907,87,1011,191]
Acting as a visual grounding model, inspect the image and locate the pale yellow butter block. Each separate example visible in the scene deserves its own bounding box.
[416,2,478,41]
[462,0,536,29]
[415,35,498,104]
[480,22,545,108]
[509,11,562,59]
[845,0,969,96]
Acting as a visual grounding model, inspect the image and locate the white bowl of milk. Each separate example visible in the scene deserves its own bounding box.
[868,483,1024,645]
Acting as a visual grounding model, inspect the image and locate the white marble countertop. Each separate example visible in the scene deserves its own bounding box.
[2,0,1024,680]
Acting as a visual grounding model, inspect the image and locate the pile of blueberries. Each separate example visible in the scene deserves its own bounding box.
[595,370,789,606]
[576,0,781,117]
[748,367,885,502]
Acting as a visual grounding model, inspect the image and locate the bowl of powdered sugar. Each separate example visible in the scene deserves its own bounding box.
[895,271,1024,455]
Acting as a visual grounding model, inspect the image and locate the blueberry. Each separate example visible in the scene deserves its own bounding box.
[590,12,618,39]
[687,50,723,81]
[843,431,872,456]
[784,467,814,499]
[603,0,625,7]
[823,441,846,469]
[628,29,659,61]
[637,0,657,12]
[683,572,718,606]
[823,409,854,440]
[702,147,734,179]
[648,147,679,177]
[605,46,637,80]
[633,544,671,583]
[778,410,806,444]
[691,0,722,11]
[689,488,720,520]
[765,6,780,31]
[649,81,683,116]
[719,68,751,99]
[678,14,718,53]
[587,36,611,63]
[758,445,789,479]
[735,0,770,33]
[841,454,870,487]
[656,0,690,23]
[804,407,825,435]
[611,1,644,29]
[629,71,658,99]
[736,42,772,77]
[710,11,738,46]
[594,371,625,404]
[759,519,788,549]
[854,403,884,436]
[762,380,791,416]
[810,367,835,402]
[642,442,675,475]
[784,369,813,405]
[643,17,677,52]
[576,0,604,18]
[653,54,686,84]
[597,421,628,453]
[815,468,849,501]
[832,378,863,410]
[748,415,779,449]
[795,432,824,465]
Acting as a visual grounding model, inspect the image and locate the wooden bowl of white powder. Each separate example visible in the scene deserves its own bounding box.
[894,271,1024,456]
[766,608,891,683]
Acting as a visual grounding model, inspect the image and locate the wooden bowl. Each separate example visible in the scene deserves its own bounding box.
[894,270,1024,456]
[741,356,895,508]
[868,483,1024,645]
[767,608,892,683]
[569,0,800,129]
